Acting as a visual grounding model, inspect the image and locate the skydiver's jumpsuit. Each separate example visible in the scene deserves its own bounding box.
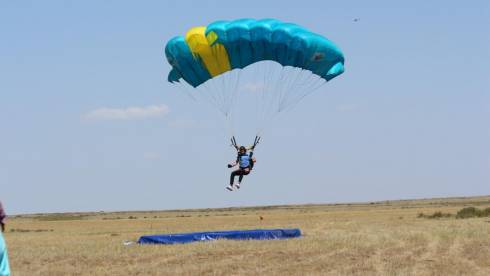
[230,151,254,185]
[0,233,9,276]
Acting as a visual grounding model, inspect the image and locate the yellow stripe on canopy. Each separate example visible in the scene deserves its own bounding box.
[185,27,231,77]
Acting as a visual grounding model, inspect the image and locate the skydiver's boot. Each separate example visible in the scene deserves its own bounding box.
[226,185,234,191]
[235,182,241,189]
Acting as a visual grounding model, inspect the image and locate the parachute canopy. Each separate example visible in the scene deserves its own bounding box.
[166,18,345,87]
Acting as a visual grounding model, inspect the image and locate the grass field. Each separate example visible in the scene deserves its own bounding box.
[4,196,490,275]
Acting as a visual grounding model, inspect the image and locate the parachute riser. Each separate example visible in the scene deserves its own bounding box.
[230,135,261,151]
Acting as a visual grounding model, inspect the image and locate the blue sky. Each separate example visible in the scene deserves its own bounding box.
[1,1,489,214]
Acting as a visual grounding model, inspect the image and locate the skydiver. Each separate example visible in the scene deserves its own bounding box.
[0,200,11,276]
[226,145,257,191]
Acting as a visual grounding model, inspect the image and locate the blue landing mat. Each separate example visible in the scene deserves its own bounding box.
[138,228,301,245]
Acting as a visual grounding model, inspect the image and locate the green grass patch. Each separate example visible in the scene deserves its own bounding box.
[417,211,453,219]
[418,207,490,219]
[456,207,490,219]
[10,228,54,233]
[36,214,88,221]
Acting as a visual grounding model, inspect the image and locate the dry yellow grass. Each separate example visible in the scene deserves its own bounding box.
[4,196,490,275]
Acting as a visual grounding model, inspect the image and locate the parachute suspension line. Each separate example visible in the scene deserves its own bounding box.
[281,66,299,104]
[276,51,326,111]
[272,66,287,113]
[208,75,225,114]
[213,76,228,116]
[254,64,330,135]
[255,62,265,135]
[221,73,231,137]
[279,73,315,111]
[219,70,233,137]
[272,65,290,117]
[222,68,236,116]
[219,69,228,115]
[220,66,226,109]
[258,64,279,134]
[281,76,327,113]
[255,61,268,136]
[233,69,242,109]
[225,46,243,127]
[215,71,231,116]
[200,81,223,114]
[177,64,331,145]
[278,66,305,112]
[263,61,276,120]
[228,71,236,123]
[200,70,242,139]
[174,82,197,103]
[275,66,290,112]
[269,65,287,116]
[289,79,327,111]
[259,64,288,135]
[272,65,293,115]
[259,61,275,134]
[280,68,315,111]
[255,62,265,136]
[227,69,241,117]
[222,68,241,138]
[278,68,304,107]
[253,63,263,136]
[214,74,227,114]
[255,64,269,134]
[177,81,222,114]
[225,112,235,139]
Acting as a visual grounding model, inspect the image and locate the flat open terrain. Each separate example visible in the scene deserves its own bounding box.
[4,196,490,275]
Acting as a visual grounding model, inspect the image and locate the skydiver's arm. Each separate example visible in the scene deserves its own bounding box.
[227,155,239,168]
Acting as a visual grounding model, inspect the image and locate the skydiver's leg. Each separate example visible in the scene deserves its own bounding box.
[236,171,245,189]
[237,168,250,186]
[230,170,240,185]
[227,170,241,191]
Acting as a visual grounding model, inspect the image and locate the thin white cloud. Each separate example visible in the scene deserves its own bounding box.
[83,104,169,121]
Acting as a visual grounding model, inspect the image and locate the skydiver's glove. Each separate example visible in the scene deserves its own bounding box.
[227,164,233,168]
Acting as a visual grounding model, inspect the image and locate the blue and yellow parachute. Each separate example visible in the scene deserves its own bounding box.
[165,18,344,88]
